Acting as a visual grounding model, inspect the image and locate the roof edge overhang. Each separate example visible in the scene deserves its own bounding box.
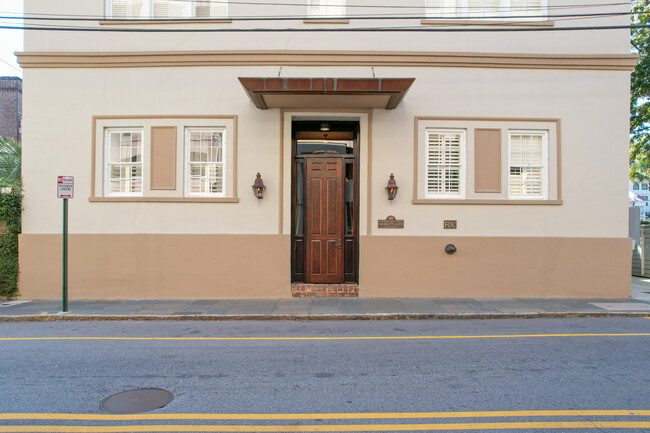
[238,77,415,110]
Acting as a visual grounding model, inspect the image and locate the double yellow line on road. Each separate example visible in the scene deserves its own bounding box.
[1,333,649,342]
[0,422,650,432]
[1,410,649,420]
[0,411,649,432]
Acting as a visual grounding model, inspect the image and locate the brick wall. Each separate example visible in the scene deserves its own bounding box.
[0,77,22,141]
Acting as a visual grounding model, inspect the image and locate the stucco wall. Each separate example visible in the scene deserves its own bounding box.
[23,0,631,56]
[21,66,630,239]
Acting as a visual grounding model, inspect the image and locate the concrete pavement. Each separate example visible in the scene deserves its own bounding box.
[1,277,650,321]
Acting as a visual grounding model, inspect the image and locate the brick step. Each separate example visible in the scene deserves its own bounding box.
[291,284,359,298]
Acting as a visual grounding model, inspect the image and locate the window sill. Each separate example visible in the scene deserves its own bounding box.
[303,19,350,24]
[99,19,232,25]
[420,19,554,27]
[89,196,239,203]
[412,199,562,205]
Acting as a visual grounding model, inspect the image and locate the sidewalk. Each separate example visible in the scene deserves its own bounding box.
[2,278,650,321]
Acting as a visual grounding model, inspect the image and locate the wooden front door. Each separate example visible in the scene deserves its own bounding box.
[305,158,344,283]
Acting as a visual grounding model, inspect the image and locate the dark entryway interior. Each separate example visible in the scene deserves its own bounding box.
[291,120,360,284]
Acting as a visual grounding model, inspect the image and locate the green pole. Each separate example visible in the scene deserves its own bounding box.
[62,198,68,312]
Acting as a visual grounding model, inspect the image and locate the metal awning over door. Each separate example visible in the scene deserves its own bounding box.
[239,77,415,110]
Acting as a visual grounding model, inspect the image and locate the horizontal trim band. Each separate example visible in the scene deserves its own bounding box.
[420,19,555,27]
[412,199,563,205]
[16,50,638,71]
[100,19,232,25]
[88,197,239,203]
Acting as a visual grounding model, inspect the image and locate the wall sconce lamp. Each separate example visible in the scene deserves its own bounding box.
[386,173,399,200]
[252,172,265,199]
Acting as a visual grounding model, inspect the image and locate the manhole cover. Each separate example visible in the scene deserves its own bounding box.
[101,388,173,414]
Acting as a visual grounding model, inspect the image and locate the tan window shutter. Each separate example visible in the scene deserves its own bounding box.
[150,127,177,190]
[474,129,501,193]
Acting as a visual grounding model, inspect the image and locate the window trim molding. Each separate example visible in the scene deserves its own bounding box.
[103,127,145,197]
[413,116,561,205]
[507,129,549,200]
[423,128,467,199]
[91,115,238,202]
[184,126,227,198]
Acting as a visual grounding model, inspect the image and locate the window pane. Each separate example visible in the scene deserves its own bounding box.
[425,0,458,18]
[112,0,144,18]
[509,132,545,198]
[426,131,463,197]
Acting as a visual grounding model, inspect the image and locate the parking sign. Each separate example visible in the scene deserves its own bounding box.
[57,176,74,199]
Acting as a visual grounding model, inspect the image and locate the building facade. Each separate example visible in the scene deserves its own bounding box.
[18,0,635,299]
[0,77,22,141]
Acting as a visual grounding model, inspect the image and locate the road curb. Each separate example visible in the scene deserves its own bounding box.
[0,312,648,322]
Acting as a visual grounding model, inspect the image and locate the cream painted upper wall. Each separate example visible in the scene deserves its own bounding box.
[23,0,631,55]
[22,65,630,237]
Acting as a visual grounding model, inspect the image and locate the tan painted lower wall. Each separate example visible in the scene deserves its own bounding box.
[19,234,632,299]
[18,234,291,300]
[360,236,632,298]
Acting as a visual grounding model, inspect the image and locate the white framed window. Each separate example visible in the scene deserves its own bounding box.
[508,130,548,199]
[107,0,228,19]
[308,0,346,18]
[424,129,466,198]
[185,128,226,197]
[104,128,144,196]
[425,0,546,20]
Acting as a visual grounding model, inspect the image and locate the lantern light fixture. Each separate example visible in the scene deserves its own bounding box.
[320,122,330,132]
[252,172,265,199]
[385,173,399,200]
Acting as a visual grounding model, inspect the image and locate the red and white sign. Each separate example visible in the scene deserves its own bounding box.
[57,176,74,199]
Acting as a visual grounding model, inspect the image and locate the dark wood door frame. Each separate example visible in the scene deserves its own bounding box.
[291,121,360,284]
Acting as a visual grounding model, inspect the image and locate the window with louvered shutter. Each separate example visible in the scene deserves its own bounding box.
[509,131,547,198]
[105,129,143,196]
[152,0,190,18]
[425,0,458,18]
[467,0,500,18]
[308,0,346,17]
[185,128,225,196]
[425,130,464,197]
[509,0,544,18]
[195,0,228,18]
[111,0,145,18]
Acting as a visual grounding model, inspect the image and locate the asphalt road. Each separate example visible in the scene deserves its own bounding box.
[0,317,649,432]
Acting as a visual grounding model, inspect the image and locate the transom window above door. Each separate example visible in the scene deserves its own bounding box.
[106,0,228,19]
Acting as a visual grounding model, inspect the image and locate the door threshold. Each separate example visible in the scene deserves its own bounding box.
[291,283,359,298]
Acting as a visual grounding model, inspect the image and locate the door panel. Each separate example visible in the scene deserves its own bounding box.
[305,158,344,283]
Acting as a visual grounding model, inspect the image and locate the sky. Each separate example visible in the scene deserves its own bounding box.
[0,0,23,78]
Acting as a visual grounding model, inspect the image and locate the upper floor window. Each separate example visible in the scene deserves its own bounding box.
[425,0,546,20]
[108,0,228,19]
[308,0,346,18]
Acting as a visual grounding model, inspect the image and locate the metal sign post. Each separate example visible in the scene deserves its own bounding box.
[57,176,74,312]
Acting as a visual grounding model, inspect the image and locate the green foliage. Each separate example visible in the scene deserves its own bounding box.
[0,192,21,298]
[630,0,650,181]
[0,137,21,192]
